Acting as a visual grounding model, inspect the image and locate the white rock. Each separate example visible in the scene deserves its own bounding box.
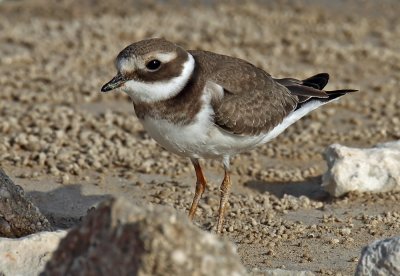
[355,236,400,275]
[322,141,400,197]
[0,230,67,276]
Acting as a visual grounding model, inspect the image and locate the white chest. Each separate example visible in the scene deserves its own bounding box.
[140,104,215,159]
[139,103,265,159]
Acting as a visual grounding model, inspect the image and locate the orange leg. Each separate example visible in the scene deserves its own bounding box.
[217,167,232,234]
[188,159,207,221]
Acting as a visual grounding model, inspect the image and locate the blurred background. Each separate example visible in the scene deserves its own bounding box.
[0,0,399,273]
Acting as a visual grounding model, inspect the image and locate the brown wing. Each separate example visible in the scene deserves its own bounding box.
[189,51,356,136]
[209,62,298,136]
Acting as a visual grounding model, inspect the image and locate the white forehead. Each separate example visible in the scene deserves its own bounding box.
[116,51,178,73]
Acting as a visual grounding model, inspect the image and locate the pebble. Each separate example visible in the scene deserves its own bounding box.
[330,238,340,245]
[340,228,352,236]
[61,174,70,184]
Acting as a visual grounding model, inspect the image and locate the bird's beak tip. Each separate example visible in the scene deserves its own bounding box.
[100,74,125,93]
[100,84,112,93]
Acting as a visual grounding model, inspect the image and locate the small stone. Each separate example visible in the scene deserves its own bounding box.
[61,174,70,184]
[340,228,352,236]
[330,238,340,245]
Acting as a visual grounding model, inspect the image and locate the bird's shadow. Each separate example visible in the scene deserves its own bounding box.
[27,185,112,229]
[244,175,330,201]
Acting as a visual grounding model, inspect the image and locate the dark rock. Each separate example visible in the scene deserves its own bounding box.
[0,168,51,237]
[41,197,247,276]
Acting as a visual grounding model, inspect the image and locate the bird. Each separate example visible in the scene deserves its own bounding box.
[101,38,357,234]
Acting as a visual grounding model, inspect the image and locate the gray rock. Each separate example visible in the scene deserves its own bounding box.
[41,197,247,276]
[0,230,67,276]
[0,168,51,237]
[355,236,400,275]
[322,141,400,197]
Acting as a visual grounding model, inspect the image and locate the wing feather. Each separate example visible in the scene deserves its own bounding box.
[209,62,298,136]
[188,51,355,136]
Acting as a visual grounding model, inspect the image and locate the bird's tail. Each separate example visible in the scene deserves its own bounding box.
[275,73,358,110]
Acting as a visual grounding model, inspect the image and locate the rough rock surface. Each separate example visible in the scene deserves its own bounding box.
[0,168,51,237]
[322,141,400,197]
[41,197,247,276]
[355,236,400,275]
[0,230,67,276]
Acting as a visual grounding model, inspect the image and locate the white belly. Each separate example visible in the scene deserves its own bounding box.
[140,99,326,160]
[140,105,264,159]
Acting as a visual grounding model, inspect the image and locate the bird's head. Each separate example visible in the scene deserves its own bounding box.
[101,38,195,103]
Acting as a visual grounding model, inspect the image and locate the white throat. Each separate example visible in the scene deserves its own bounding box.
[122,54,195,103]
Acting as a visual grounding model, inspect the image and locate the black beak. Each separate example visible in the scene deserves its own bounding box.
[101,74,126,92]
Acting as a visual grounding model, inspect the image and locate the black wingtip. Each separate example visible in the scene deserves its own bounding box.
[302,73,330,90]
[295,88,358,111]
[326,89,359,94]
[311,73,330,80]
[323,89,358,101]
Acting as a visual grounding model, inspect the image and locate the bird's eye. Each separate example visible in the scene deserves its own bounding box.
[145,59,161,71]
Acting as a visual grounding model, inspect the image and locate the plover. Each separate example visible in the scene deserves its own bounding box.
[101,38,356,234]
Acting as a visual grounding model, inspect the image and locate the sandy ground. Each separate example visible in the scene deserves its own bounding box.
[1,0,400,274]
